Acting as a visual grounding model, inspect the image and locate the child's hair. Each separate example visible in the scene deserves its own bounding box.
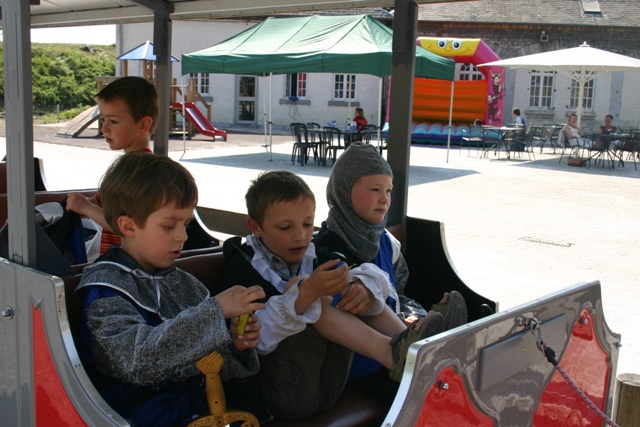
[96,76,159,134]
[355,107,364,118]
[100,152,198,234]
[246,170,315,226]
[512,108,521,116]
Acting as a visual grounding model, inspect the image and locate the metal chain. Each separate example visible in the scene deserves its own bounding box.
[525,318,619,427]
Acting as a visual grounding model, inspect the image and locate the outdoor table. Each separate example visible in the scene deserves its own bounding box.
[481,126,520,159]
[584,133,627,169]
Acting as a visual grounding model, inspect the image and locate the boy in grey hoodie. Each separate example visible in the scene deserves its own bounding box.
[76,152,265,427]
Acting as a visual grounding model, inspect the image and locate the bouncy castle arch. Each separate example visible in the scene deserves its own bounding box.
[417,38,505,127]
[382,38,505,144]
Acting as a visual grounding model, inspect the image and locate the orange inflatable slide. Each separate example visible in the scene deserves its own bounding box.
[383,38,504,144]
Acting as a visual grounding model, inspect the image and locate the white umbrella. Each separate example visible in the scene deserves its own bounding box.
[479,42,640,127]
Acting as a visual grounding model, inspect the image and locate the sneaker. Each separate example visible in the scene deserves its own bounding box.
[430,290,468,330]
[389,312,445,382]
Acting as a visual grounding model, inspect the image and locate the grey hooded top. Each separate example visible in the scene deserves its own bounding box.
[322,143,427,320]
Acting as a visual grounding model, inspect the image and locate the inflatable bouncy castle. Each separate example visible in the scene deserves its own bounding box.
[384,38,505,144]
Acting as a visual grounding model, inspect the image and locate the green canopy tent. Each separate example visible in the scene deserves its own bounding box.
[181,14,455,157]
[182,15,454,79]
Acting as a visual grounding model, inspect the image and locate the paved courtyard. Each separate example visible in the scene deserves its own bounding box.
[2,124,638,377]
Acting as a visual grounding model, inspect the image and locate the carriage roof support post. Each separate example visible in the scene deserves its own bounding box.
[2,2,36,424]
[3,0,37,267]
[150,1,174,155]
[387,0,418,230]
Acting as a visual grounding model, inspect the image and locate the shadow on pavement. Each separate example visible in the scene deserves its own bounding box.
[184,152,478,185]
[512,155,639,178]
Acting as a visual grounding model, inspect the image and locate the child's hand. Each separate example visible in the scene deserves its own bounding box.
[335,278,374,314]
[216,285,265,319]
[66,192,94,217]
[302,259,349,299]
[231,313,261,352]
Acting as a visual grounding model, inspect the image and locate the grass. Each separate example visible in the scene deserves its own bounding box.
[39,105,91,124]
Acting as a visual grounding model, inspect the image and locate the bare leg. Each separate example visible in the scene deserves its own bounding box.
[359,304,406,337]
[314,298,394,370]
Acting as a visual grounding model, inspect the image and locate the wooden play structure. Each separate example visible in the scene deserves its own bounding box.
[58,41,226,140]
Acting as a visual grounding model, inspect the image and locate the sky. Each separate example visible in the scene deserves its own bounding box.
[0,24,116,45]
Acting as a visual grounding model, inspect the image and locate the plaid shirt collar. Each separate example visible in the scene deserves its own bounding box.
[249,234,301,281]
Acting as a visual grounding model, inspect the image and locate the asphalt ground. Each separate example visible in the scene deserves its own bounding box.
[2,121,638,378]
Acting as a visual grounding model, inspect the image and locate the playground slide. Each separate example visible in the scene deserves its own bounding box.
[172,102,228,141]
[56,105,101,138]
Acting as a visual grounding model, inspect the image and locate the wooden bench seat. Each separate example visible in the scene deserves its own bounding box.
[63,251,387,427]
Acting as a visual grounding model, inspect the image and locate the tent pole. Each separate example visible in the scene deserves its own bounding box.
[378,77,383,149]
[181,75,186,157]
[446,80,455,163]
[269,73,273,161]
[262,74,268,156]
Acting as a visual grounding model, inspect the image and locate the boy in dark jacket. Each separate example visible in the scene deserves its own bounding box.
[222,170,444,422]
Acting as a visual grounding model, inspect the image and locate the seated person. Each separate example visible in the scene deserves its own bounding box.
[509,108,527,151]
[347,107,369,144]
[563,113,593,149]
[597,114,621,151]
[512,108,527,133]
[312,143,468,403]
[354,107,368,131]
[222,170,445,422]
[75,152,266,427]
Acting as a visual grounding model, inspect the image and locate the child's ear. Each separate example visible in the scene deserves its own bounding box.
[247,218,262,237]
[117,215,136,237]
[138,116,153,134]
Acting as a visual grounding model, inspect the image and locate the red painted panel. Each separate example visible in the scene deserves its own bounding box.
[533,309,610,427]
[416,366,495,426]
[32,305,87,426]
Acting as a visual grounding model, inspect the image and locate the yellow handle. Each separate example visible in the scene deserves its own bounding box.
[237,312,251,335]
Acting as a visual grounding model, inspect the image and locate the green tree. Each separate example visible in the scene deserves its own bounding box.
[1,42,115,113]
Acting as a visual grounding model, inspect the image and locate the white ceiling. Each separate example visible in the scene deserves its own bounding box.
[0,0,462,28]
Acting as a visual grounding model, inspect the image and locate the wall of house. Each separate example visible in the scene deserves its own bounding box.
[118,20,383,131]
[419,23,640,131]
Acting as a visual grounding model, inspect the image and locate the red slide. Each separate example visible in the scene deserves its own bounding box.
[172,102,228,141]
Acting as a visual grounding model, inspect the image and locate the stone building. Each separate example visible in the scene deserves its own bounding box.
[417,0,640,130]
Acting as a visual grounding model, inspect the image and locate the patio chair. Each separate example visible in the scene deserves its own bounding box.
[306,122,322,143]
[459,123,484,156]
[533,124,562,153]
[557,129,582,164]
[480,127,507,159]
[355,124,376,144]
[510,125,537,161]
[322,126,345,165]
[618,131,639,171]
[290,122,318,166]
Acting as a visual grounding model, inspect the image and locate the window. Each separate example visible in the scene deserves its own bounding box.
[334,74,356,100]
[528,71,555,109]
[285,73,307,98]
[458,63,484,81]
[189,73,210,94]
[569,73,595,111]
